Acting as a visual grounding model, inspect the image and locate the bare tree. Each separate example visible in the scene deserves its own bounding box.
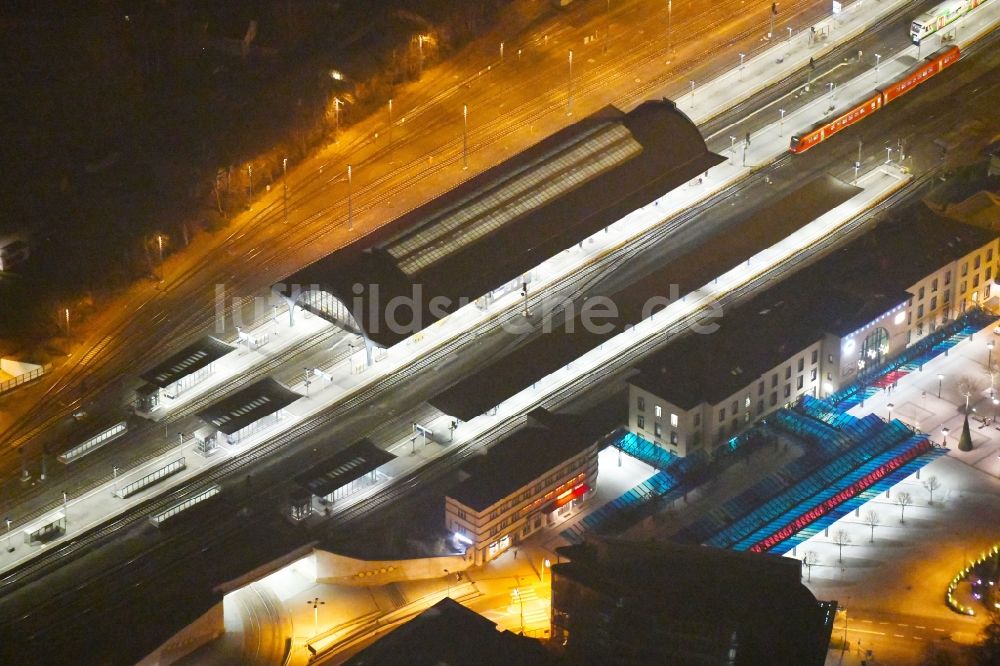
[956,375,984,412]
[923,476,941,505]
[832,529,852,563]
[803,551,819,582]
[863,510,881,543]
[895,491,913,524]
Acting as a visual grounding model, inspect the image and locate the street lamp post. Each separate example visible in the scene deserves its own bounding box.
[885,146,893,164]
[64,307,71,336]
[738,52,746,81]
[988,341,995,368]
[786,26,793,58]
[729,136,737,164]
[688,80,695,109]
[112,466,119,494]
[874,53,882,83]
[247,164,253,200]
[462,104,469,170]
[333,97,342,142]
[778,108,786,136]
[156,234,164,282]
[346,165,353,231]
[667,0,673,54]
[308,597,325,636]
[387,98,394,160]
[827,81,837,111]
[942,426,950,445]
[567,50,574,115]
[282,157,289,224]
[5,518,12,552]
[887,402,893,422]
[938,373,944,398]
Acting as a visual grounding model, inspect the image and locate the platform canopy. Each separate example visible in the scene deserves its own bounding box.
[295,438,395,498]
[140,335,234,388]
[196,377,299,435]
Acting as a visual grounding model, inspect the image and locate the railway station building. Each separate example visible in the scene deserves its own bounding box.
[277,99,722,350]
[195,377,299,446]
[627,210,999,458]
[135,335,234,415]
[445,409,598,565]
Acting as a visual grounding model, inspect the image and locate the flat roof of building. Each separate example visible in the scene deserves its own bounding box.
[446,410,595,512]
[632,205,998,408]
[430,174,861,420]
[344,597,557,666]
[281,100,723,347]
[139,335,234,388]
[295,438,395,498]
[196,377,299,435]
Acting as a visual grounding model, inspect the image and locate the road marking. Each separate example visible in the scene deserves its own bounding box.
[897,623,908,627]
[894,633,905,638]
[913,636,923,641]
[879,622,890,625]
[915,625,926,629]
[934,628,946,632]
[862,619,873,624]
[850,628,887,637]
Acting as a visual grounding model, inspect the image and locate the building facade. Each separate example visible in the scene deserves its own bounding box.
[628,215,999,459]
[445,419,598,565]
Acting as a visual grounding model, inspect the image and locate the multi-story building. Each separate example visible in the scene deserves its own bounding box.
[551,537,835,665]
[628,210,998,458]
[445,409,598,564]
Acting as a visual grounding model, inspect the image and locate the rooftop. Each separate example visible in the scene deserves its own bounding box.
[281,99,723,347]
[446,409,596,512]
[343,597,557,666]
[632,205,998,408]
[430,174,861,420]
[294,438,395,498]
[139,335,234,388]
[195,377,299,435]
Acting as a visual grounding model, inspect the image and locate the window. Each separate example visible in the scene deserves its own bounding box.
[917,323,923,336]
[771,374,778,388]
[975,255,982,270]
[811,368,817,381]
[797,376,804,390]
[811,350,818,365]
[784,367,791,380]
[783,385,791,398]
[693,413,701,427]
[770,392,778,406]
[756,402,764,415]
[945,270,952,285]
[962,262,969,277]
[655,405,662,418]
[918,286,925,300]
[988,248,994,262]
[670,413,678,427]
[932,278,938,292]
[637,396,645,412]
[917,304,924,319]
[744,395,751,408]
[654,422,662,438]
[637,415,645,430]
[828,354,834,364]
[961,280,967,294]
[797,358,804,372]
[826,372,832,381]
[731,400,738,415]
[670,431,678,444]
[974,275,981,288]
[944,290,951,303]
[457,509,466,520]
[758,381,764,396]
[987,267,993,282]
[719,408,726,423]
[930,296,937,311]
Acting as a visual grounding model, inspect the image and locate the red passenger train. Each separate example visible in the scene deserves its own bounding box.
[789,45,961,154]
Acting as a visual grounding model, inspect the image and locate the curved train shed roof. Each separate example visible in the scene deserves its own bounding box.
[282,99,723,347]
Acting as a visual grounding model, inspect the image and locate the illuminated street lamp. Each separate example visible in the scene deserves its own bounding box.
[942,426,950,446]
[567,50,574,115]
[332,97,343,142]
[874,53,882,83]
[63,307,71,336]
[387,98,394,160]
[738,52,746,81]
[112,465,120,494]
[156,234,165,282]
[347,165,353,231]
[247,164,253,200]
[778,108,786,136]
[887,402,894,422]
[688,80,695,109]
[988,341,995,368]
[282,157,289,225]
[462,104,469,170]
[938,373,944,398]
[5,518,12,553]
[307,597,325,636]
